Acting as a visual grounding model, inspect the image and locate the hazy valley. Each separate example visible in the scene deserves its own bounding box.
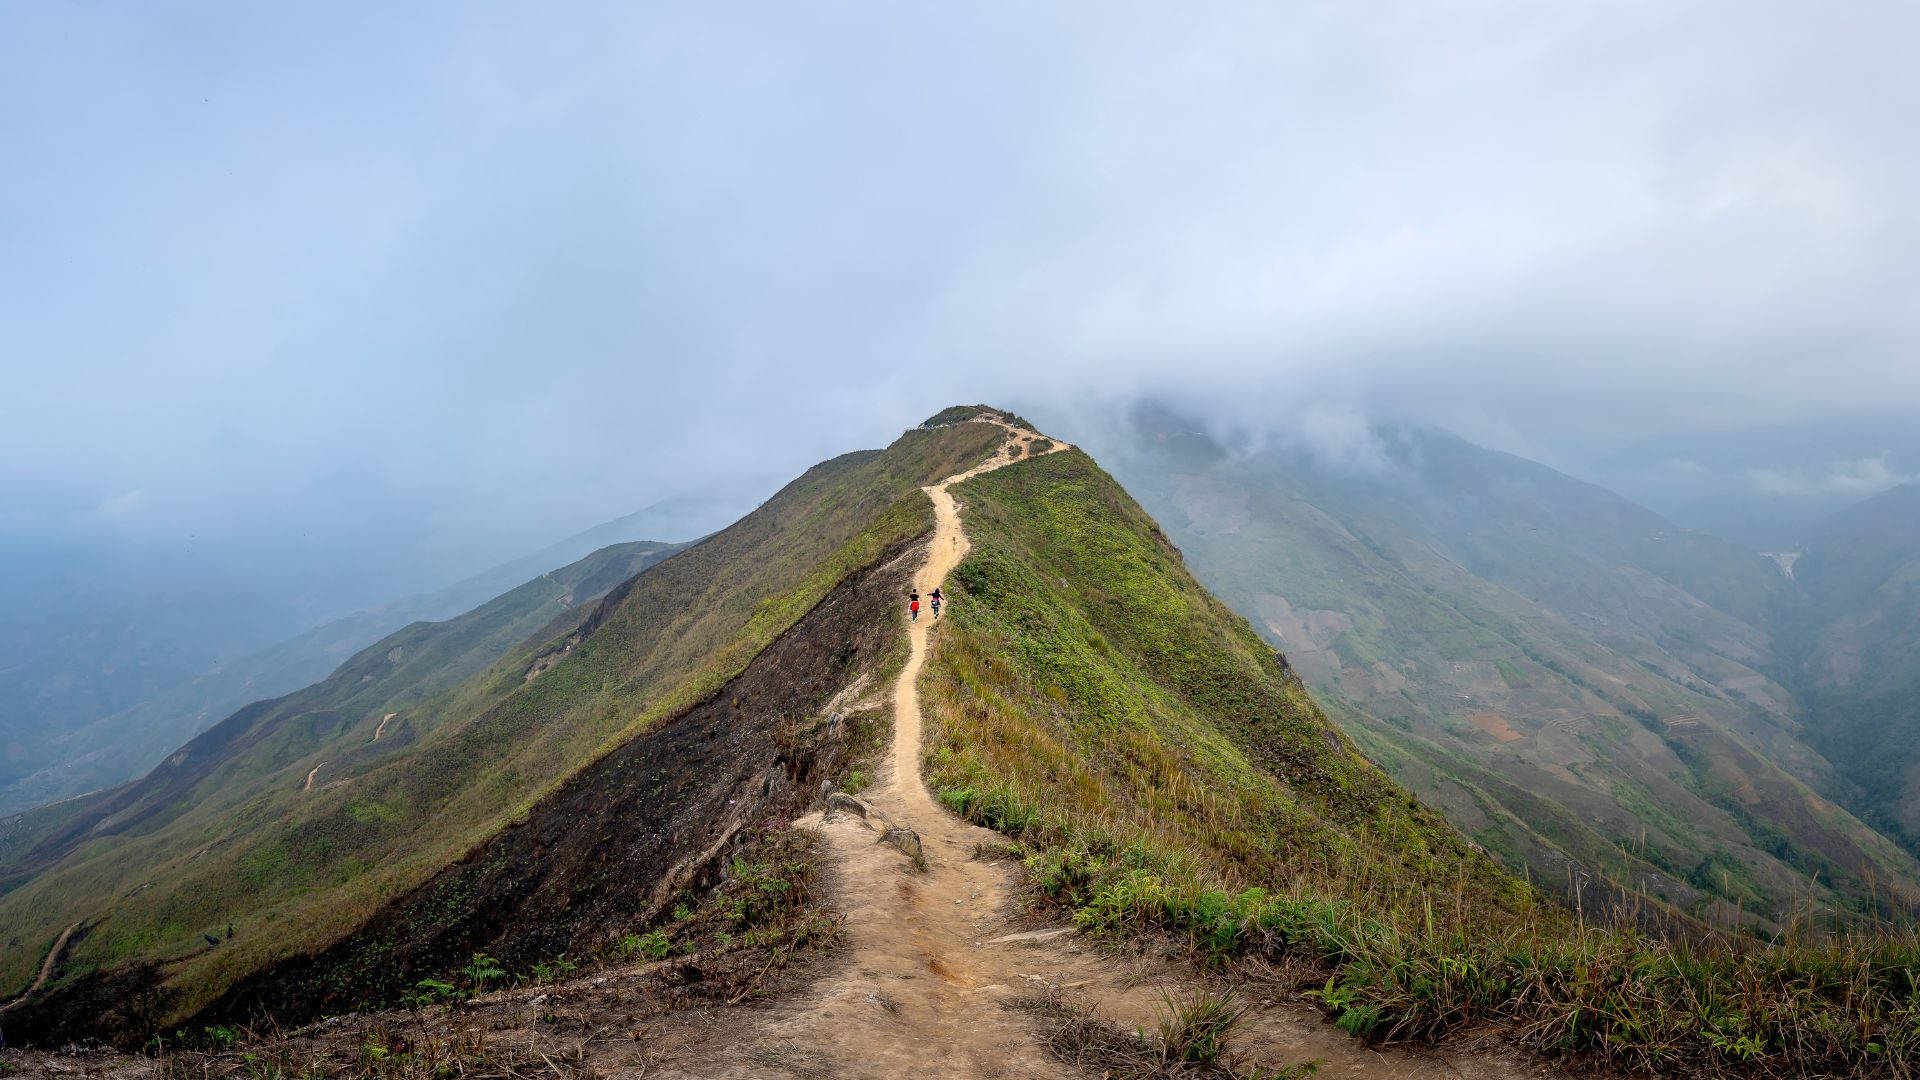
[1,409,1917,1080]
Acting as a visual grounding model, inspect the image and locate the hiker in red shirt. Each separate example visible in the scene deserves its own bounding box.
[908,589,921,621]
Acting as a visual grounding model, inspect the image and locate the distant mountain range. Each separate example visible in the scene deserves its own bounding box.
[0,495,744,815]
[1083,403,1920,926]
[1574,417,1920,550]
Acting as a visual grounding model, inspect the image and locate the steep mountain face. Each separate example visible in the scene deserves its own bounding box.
[0,422,1002,1030]
[0,498,743,817]
[923,445,1534,923]
[1780,483,1920,845]
[1082,405,1920,925]
[203,542,910,1029]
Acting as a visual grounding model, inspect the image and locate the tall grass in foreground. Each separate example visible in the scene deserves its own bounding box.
[941,774,1920,1078]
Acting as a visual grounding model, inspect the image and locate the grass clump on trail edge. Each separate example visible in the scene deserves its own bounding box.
[1013,984,1319,1079]
[925,448,1920,1077]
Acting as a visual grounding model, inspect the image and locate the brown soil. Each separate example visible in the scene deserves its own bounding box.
[1467,712,1523,743]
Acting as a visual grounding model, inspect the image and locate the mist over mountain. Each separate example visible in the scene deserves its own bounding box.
[1065,401,1920,925]
[1573,419,1920,549]
[7,2,1918,803]
[5,1,1920,1070]
[1777,482,1920,845]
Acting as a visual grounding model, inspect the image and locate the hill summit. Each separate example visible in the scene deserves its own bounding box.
[5,408,1917,1079]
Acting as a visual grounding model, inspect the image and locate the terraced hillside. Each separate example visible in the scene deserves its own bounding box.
[0,421,1000,1036]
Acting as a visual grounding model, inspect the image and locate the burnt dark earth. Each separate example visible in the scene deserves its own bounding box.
[6,536,919,1045]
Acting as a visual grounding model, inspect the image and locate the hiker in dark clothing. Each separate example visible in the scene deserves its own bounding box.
[930,587,942,617]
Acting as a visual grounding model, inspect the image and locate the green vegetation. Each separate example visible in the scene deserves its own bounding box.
[926,446,1920,1076]
[921,403,1037,431]
[1291,921,1920,1074]
[923,404,998,427]
[0,422,1000,1018]
[834,703,893,795]
[1154,986,1248,1068]
[1089,408,1920,928]
[14,406,1920,1078]
[926,449,1531,927]
[1778,483,1920,858]
[1015,984,1321,1079]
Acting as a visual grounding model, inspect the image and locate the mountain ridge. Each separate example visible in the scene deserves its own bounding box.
[1082,403,1920,926]
[0,496,746,817]
[6,407,1920,1079]
[0,421,1001,1033]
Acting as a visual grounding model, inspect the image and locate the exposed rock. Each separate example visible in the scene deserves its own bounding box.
[879,827,922,862]
[825,792,870,819]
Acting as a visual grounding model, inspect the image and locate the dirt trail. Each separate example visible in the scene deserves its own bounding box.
[717,417,1554,1079]
[1,923,79,1014]
[302,763,325,792]
[0,418,1555,1077]
[372,712,396,741]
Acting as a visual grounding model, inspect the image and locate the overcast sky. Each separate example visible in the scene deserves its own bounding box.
[5,1,1918,587]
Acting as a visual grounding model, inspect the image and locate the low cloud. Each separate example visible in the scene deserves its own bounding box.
[1291,406,1399,476]
[2,1,1916,599]
[1657,459,1714,481]
[1747,457,1918,497]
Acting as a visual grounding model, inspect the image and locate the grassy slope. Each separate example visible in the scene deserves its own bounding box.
[1781,483,1920,847]
[0,423,1001,1014]
[927,445,1920,1078]
[1181,472,1916,920]
[1091,415,1920,927]
[0,541,684,888]
[924,448,1539,939]
[0,497,741,818]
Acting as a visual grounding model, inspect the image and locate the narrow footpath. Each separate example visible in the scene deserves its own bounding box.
[0,923,79,1015]
[716,416,1554,1079]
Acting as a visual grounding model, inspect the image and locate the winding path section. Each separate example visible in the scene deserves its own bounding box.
[0,922,80,1015]
[716,415,1551,1079]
